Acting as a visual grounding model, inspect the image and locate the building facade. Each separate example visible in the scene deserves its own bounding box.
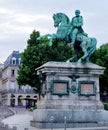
[0,64,4,103]
[2,51,38,107]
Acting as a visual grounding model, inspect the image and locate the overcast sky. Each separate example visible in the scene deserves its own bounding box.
[0,0,108,63]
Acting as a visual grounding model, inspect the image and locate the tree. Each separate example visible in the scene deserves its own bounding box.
[17,30,73,93]
[17,30,42,92]
[91,43,108,94]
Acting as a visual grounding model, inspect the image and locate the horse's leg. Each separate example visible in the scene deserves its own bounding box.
[66,54,77,63]
[79,43,96,62]
[49,34,57,46]
[78,47,94,62]
[87,42,96,57]
[78,48,87,62]
[80,40,88,57]
[86,45,96,61]
[37,34,52,40]
[85,39,97,62]
[49,37,53,46]
[66,49,78,62]
[77,58,82,62]
[37,33,57,46]
[78,49,87,62]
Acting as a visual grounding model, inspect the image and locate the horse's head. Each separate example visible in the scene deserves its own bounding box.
[53,13,61,27]
[53,13,70,28]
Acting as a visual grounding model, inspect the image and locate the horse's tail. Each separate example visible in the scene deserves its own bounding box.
[87,38,97,57]
[91,38,97,46]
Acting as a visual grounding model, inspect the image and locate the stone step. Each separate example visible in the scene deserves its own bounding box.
[69,127,108,130]
[47,127,108,130]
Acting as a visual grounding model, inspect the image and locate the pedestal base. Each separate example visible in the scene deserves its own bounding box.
[31,62,106,128]
[30,109,108,128]
[30,121,99,129]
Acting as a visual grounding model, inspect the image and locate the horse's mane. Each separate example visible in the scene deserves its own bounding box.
[54,12,70,24]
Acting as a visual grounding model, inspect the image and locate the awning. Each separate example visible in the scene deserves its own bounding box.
[20,98,37,101]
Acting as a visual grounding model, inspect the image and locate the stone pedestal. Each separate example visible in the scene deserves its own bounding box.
[30,62,108,128]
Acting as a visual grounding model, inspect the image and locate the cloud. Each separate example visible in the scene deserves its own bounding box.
[0,0,108,63]
[0,7,52,39]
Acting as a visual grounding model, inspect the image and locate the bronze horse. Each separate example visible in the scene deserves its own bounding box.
[37,13,97,62]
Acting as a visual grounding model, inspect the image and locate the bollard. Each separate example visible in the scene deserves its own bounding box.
[0,123,4,127]
[50,116,54,130]
[5,124,9,129]
[64,116,67,130]
[12,126,17,130]
[24,128,29,130]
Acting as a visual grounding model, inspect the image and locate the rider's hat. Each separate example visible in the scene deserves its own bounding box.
[75,10,80,14]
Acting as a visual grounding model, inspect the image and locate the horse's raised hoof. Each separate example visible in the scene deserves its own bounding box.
[66,60,70,63]
[77,59,81,63]
[36,37,41,40]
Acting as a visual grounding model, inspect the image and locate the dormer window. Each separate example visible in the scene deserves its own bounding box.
[18,58,21,65]
[12,57,16,65]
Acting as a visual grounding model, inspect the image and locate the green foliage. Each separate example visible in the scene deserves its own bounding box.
[27,30,40,47]
[17,30,73,93]
[103,102,108,111]
[91,43,108,93]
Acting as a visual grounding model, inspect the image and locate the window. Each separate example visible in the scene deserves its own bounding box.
[11,69,15,77]
[12,57,16,65]
[10,81,16,92]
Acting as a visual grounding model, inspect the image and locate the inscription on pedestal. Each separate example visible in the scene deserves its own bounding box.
[78,81,96,96]
[51,80,69,95]
[81,84,93,93]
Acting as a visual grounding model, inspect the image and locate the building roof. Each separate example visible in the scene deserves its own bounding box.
[4,51,21,68]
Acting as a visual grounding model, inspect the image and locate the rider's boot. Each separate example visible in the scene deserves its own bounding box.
[70,29,78,46]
